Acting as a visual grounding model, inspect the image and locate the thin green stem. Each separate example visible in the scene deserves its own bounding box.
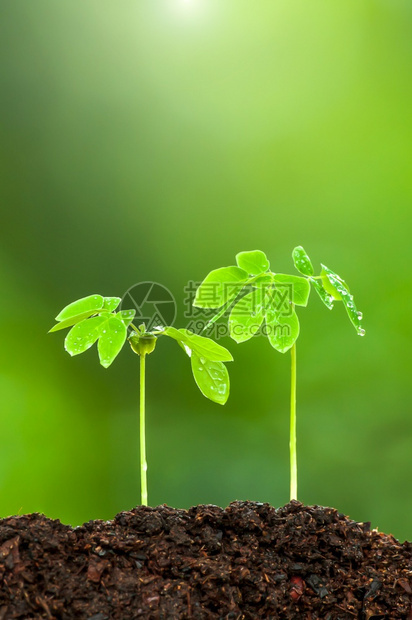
[140,353,148,506]
[290,342,297,501]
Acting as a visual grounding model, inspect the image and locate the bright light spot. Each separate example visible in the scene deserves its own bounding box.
[170,0,208,24]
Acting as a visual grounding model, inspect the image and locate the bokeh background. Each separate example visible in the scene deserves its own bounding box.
[1,1,411,541]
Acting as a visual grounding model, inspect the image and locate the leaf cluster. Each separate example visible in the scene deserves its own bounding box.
[194,247,365,353]
[50,295,232,405]
[49,294,135,368]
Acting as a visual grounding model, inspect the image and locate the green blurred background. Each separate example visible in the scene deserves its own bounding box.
[1,1,411,541]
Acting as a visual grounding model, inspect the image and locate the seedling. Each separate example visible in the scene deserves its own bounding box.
[49,294,232,505]
[194,247,365,501]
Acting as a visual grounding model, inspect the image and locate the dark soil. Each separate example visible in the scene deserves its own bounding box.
[0,500,411,619]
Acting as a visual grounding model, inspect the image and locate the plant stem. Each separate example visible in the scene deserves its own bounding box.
[290,342,297,501]
[140,353,148,506]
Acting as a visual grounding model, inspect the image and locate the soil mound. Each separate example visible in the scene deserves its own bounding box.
[0,500,410,618]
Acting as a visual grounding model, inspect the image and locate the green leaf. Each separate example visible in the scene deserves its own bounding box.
[265,306,300,353]
[64,313,128,366]
[254,273,273,284]
[229,288,264,343]
[235,250,270,275]
[160,326,183,340]
[181,330,233,361]
[321,264,365,335]
[273,274,310,307]
[64,315,106,356]
[320,267,349,301]
[193,266,248,308]
[49,310,101,333]
[309,277,334,310]
[97,316,127,368]
[292,246,314,276]
[191,353,230,405]
[103,296,121,312]
[163,327,233,362]
[116,309,136,327]
[159,326,188,353]
[56,295,104,321]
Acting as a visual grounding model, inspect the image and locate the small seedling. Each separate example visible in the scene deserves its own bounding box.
[49,294,232,505]
[194,247,365,501]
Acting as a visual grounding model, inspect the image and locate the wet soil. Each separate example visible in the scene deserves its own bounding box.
[0,500,411,619]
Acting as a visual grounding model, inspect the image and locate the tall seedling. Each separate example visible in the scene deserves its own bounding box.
[194,247,364,500]
[50,294,232,506]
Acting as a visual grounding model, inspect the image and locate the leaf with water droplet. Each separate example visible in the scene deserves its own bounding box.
[103,296,122,312]
[292,246,314,276]
[229,288,264,343]
[320,267,349,301]
[309,277,334,310]
[65,315,106,356]
[265,303,300,353]
[163,327,233,362]
[180,329,233,362]
[116,309,136,328]
[55,294,104,322]
[235,250,270,275]
[98,316,127,367]
[321,264,364,334]
[191,352,230,405]
[273,274,311,307]
[193,266,248,308]
[49,310,102,332]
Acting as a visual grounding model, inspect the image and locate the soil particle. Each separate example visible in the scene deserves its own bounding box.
[0,500,411,618]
